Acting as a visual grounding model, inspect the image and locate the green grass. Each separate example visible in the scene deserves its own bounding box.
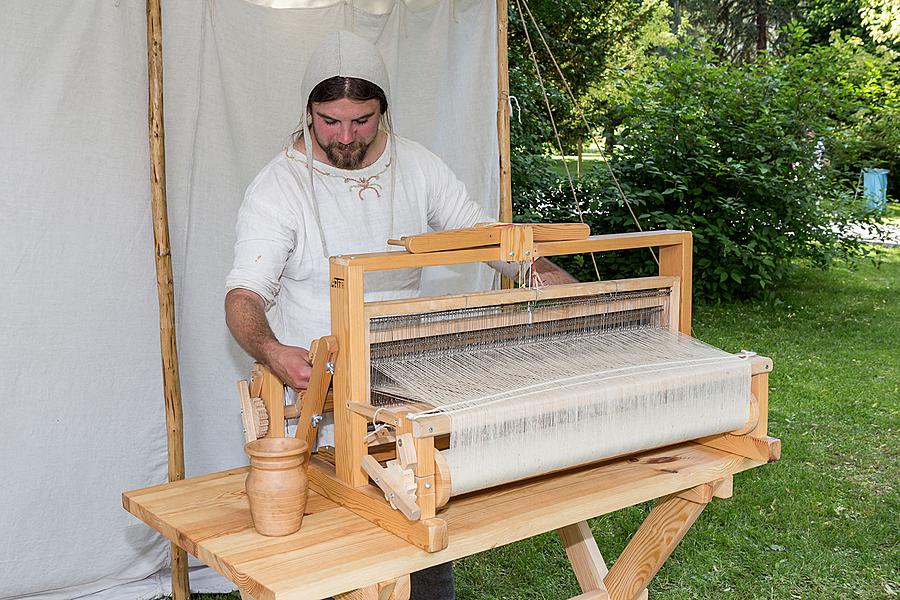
[885,201,900,226]
[548,153,606,179]
[196,248,899,600]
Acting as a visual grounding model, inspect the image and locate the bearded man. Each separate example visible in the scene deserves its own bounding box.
[225,30,571,600]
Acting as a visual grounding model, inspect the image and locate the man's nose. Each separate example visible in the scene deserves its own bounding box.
[338,124,354,144]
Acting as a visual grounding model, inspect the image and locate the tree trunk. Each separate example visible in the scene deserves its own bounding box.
[755,0,767,53]
[671,0,681,37]
[577,139,583,179]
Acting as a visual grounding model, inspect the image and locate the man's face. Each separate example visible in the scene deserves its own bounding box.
[309,97,382,169]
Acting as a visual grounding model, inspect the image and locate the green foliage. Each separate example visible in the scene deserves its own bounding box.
[679,0,804,61]
[508,0,671,156]
[820,38,900,194]
[859,0,900,44]
[516,45,883,302]
[792,0,871,46]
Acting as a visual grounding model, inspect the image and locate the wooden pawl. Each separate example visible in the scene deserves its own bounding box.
[361,455,420,521]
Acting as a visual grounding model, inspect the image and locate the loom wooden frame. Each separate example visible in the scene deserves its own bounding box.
[312,228,779,560]
[138,1,781,596]
[122,227,780,598]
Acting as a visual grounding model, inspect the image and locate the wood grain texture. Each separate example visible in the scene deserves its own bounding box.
[604,490,709,600]
[331,262,369,487]
[296,336,338,449]
[146,0,187,597]
[557,521,609,594]
[695,433,781,463]
[332,231,692,272]
[260,366,285,438]
[123,443,762,599]
[658,236,692,334]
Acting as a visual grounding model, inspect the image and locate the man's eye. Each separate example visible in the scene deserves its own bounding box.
[323,119,337,125]
[353,119,368,125]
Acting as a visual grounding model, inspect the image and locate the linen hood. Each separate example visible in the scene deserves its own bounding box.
[297,31,396,257]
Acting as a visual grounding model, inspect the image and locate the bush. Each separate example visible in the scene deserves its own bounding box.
[514,45,881,302]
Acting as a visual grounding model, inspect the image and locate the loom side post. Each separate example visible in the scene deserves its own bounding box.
[695,356,780,462]
[750,360,770,437]
[658,235,692,334]
[398,418,437,520]
[331,260,370,488]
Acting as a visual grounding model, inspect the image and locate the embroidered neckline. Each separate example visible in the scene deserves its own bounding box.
[313,161,390,200]
[284,145,391,200]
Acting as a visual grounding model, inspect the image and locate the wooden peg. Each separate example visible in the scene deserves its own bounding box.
[396,433,417,470]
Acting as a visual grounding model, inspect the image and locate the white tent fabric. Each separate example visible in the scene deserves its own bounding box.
[0,1,499,597]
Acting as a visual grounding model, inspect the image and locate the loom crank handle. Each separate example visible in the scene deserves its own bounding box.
[295,335,339,450]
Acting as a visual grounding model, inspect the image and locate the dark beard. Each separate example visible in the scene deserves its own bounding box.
[322,140,368,169]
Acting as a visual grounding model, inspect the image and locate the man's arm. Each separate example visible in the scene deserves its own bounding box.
[225,288,312,390]
[532,257,578,285]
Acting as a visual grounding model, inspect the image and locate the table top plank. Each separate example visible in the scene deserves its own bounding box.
[123,443,763,600]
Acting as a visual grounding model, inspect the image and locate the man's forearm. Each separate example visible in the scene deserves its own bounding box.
[224,288,280,365]
[225,288,313,390]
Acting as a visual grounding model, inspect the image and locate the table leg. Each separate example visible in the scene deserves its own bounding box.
[335,574,411,600]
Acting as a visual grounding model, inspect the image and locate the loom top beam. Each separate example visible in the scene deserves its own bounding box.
[387,222,591,255]
[335,229,692,273]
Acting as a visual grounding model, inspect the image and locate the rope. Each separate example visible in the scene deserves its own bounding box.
[512,0,601,281]
[514,0,660,267]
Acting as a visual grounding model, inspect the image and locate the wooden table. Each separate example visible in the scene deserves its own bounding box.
[123,442,763,600]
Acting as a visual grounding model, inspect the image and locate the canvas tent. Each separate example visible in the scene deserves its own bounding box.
[0,1,505,597]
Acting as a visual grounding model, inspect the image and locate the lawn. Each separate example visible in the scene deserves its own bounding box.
[197,247,898,600]
[885,201,899,227]
[548,153,605,179]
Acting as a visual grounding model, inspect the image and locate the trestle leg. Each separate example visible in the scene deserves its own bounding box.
[335,574,411,600]
[603,481,720,600]
[557,521,609,599]
[239,575,410,600]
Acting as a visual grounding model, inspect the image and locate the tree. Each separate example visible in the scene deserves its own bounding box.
[677,0,802,61]
[859,0,900,44]
[507,0,665,158]
[516,45,883,301]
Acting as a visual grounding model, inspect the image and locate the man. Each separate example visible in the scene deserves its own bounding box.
[225,30,571,600]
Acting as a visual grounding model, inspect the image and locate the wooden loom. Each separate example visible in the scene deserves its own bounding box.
[232,223,780,599]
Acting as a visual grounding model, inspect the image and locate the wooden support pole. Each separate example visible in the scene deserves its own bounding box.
[146,1,189,598]
[497,0,512,223]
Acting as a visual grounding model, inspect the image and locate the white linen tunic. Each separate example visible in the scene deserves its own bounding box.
[226,135,489,350]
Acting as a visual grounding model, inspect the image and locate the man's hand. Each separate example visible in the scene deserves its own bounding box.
[265,343,312,391]
[225,288,312,390]
[532,257,578,286]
